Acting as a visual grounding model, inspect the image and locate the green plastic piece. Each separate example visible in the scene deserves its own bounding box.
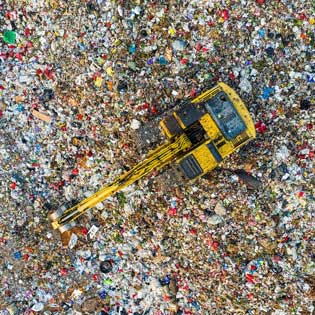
[104,278,112,285]
[3,30,16,44]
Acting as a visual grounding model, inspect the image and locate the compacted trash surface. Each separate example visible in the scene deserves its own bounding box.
[0,1,314,314]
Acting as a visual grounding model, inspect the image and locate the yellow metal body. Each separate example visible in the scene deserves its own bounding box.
[49,82,256,232]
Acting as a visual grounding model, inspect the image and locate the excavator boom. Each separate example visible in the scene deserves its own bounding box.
[50,133,192,232]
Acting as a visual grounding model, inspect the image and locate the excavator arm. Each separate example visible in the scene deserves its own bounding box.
[49,133,192,233]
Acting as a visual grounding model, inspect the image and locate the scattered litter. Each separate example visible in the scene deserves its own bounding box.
[0,1,314,314]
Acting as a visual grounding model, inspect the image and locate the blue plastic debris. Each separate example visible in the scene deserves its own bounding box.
[17,104,25,112]
[191,300,201,310]
[147,57,155,65]
[159,275,171,286]
[306,73,315,83]
[98,290,108,299]
[158,56,167,65]
[13,251,22,259]
[35,143,41,154]
[262,87,275,99]
[129,43,136,54]
[258,28,265,38]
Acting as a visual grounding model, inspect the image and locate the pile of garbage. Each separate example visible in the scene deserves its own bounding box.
[0,0,314,314]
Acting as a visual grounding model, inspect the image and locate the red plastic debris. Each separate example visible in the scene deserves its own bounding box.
[150,105,157,114]
[168,208,177,216]
[190,88,197,97]
[211,241,220,251]
[222,9,229,20]
[93,274,99,281]
[58,180,65,187]
[23,254,30,261]
[183,213,190,219]
[195,43,202,51]
[248,293,254,299]
[298,191,304,198]
[182,284,189,290]
[282,236,289,243]
[180,58,189,65]
[246,273,255,283]
[298,13,307,21]
[81,227,88,235]
[228,72,236,80]
[142,102,149,110]
[255,121,267,133]
[189,228,196,235]
[43,67,55,80]
[15,53,23,61]
[72,168,79,175]
[26,41,33,48]
[10,182,16,190]
[163,295,171,302]
[256,0,265,4]
[24,27,31,37]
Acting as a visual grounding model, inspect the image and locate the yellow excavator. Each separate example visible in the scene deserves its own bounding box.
[49,82,256,234]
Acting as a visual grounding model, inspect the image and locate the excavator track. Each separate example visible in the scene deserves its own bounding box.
[49,133,192,233]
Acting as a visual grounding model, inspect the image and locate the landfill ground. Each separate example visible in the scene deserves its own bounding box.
[0,0,314,315]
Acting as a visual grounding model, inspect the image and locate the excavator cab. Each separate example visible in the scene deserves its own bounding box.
[160,82,256,180]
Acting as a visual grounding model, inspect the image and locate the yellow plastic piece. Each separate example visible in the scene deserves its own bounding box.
[168,27,176,36]
[95,76,103,87]
[106,67,114,76]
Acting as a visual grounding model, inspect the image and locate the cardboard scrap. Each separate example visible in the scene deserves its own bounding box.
[32,110,51,123]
